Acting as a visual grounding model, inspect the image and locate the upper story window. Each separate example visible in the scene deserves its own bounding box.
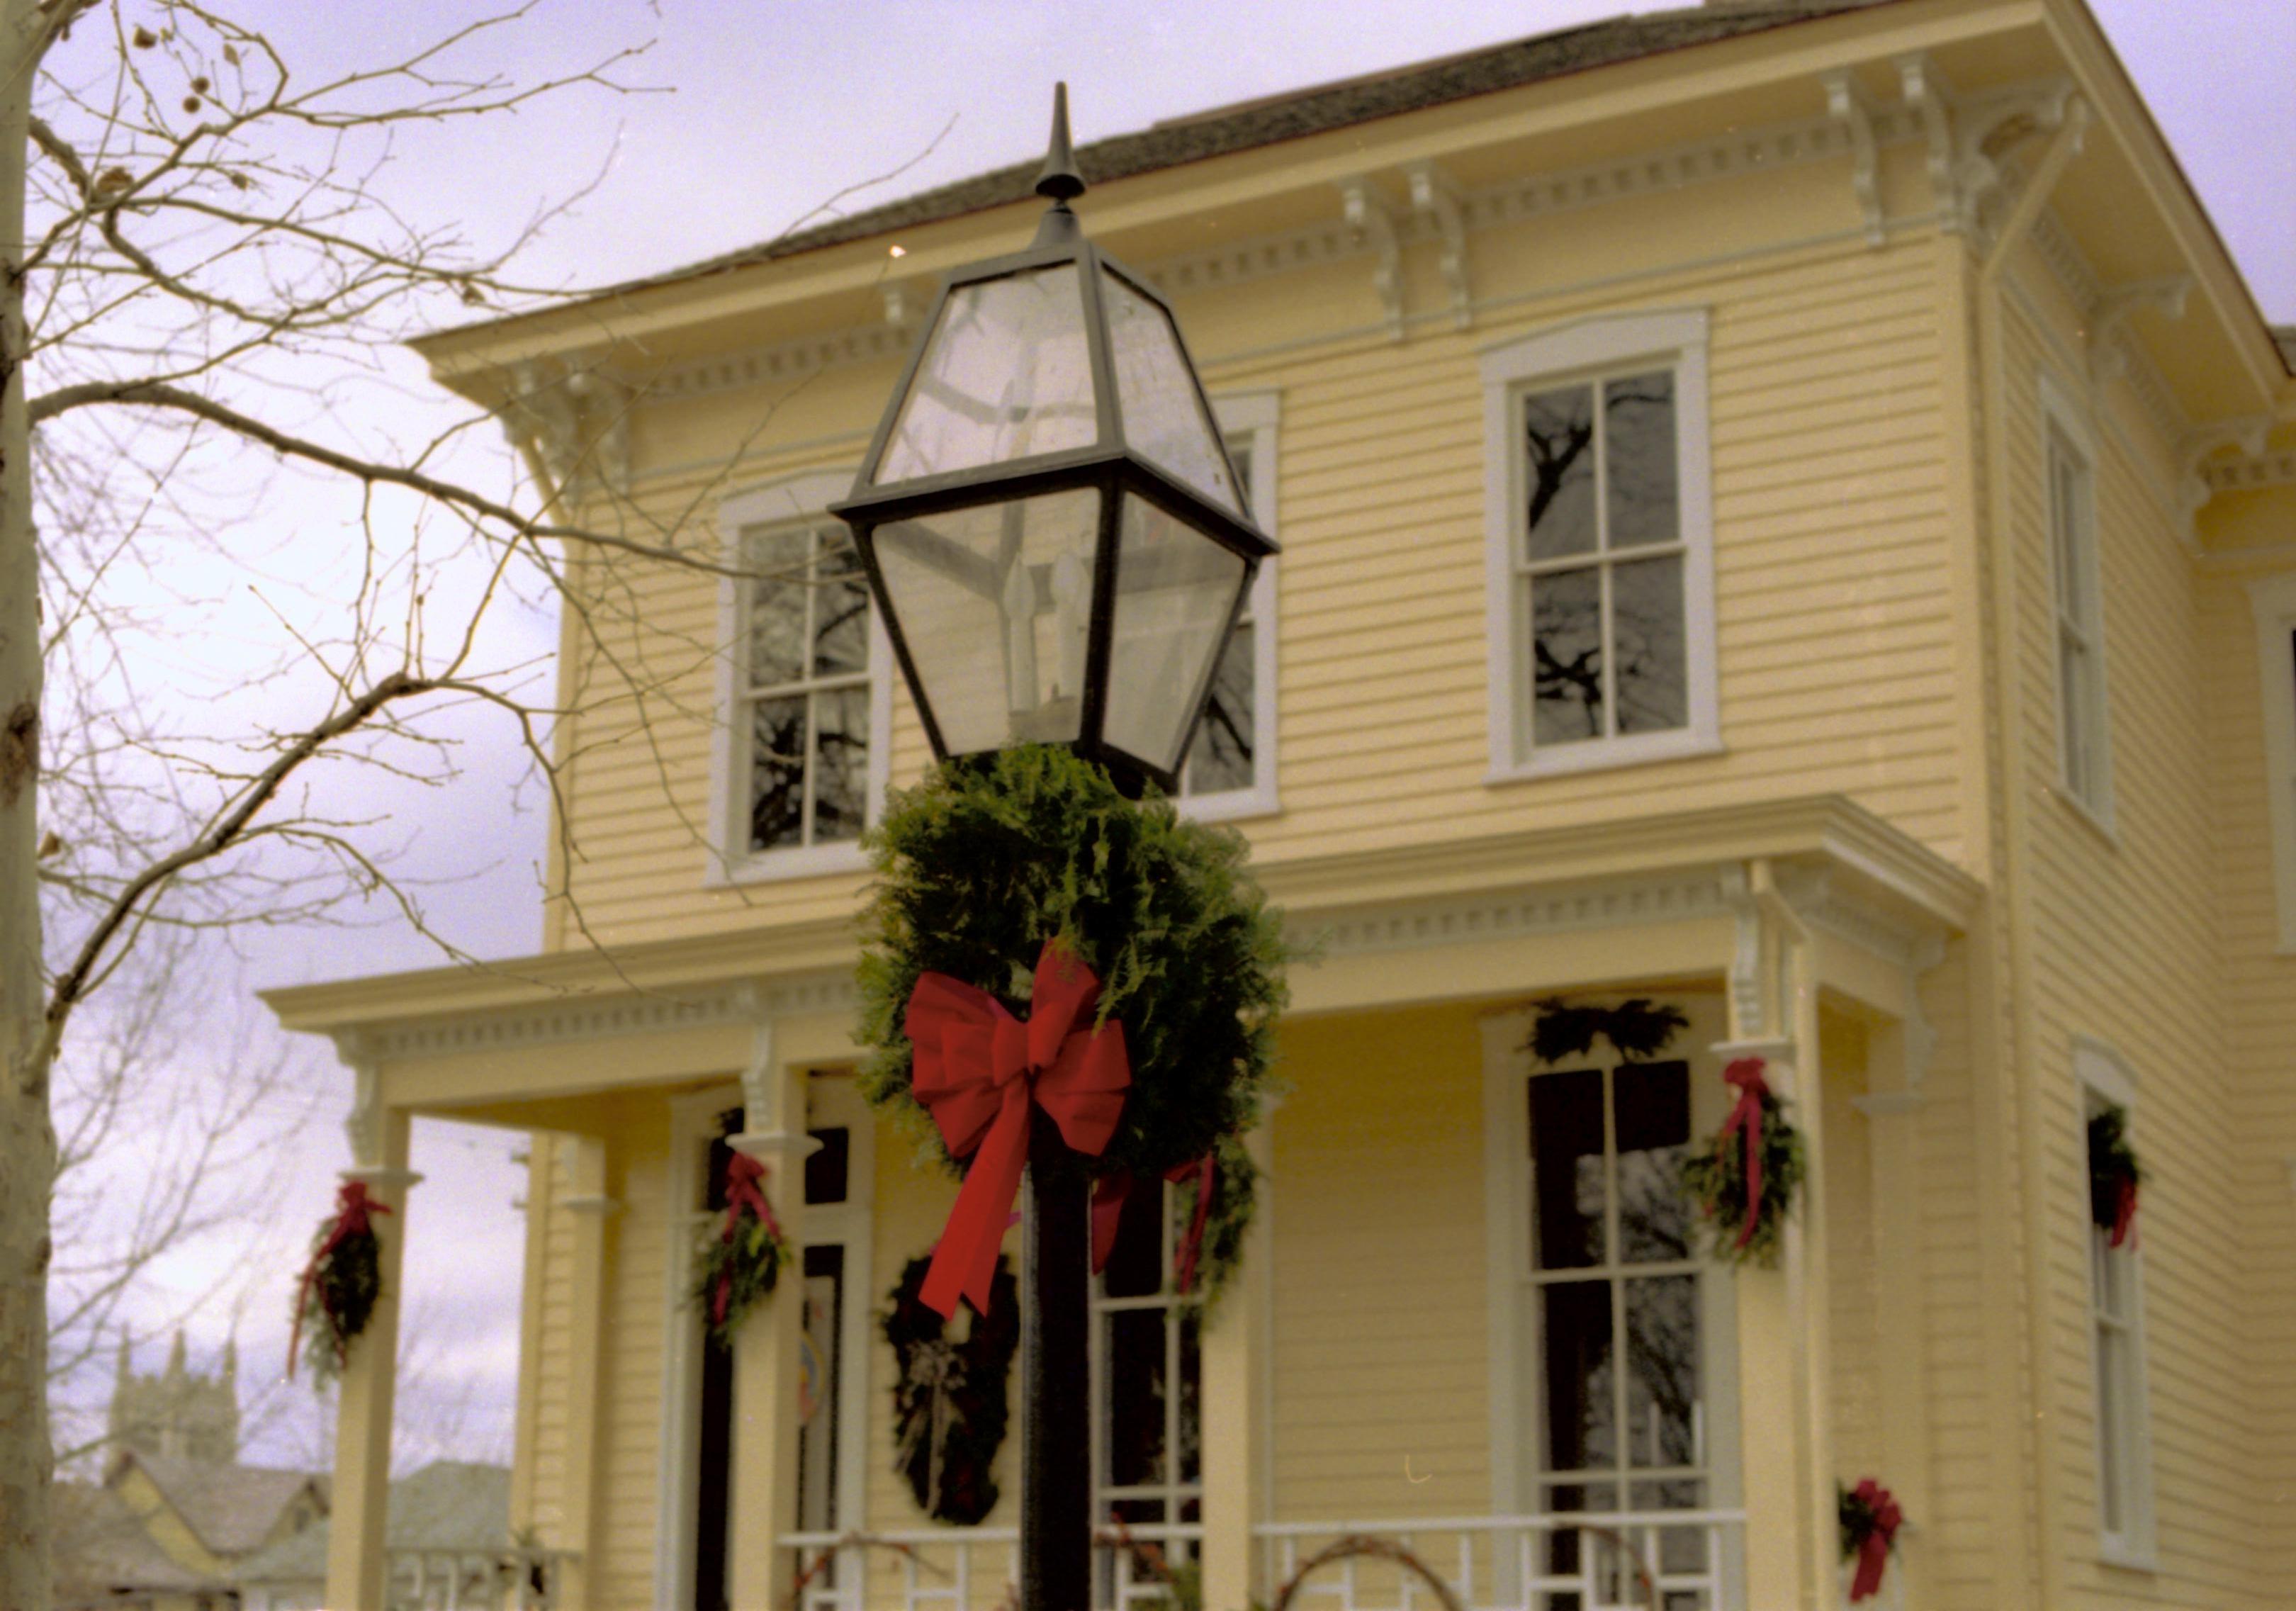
[1175,393,1280,820]
[2251,573,2296,951]
[713,471,892,882]
[2074,1040,2154,1567]
[1481,309,1718,780]
[2042,376,2112,826]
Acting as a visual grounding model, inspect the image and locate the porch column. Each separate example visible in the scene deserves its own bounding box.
[558,1135,619,1611]
[326,1067,420,1611]
[727,1019,814,1611]
[1200,1110,1276,1611]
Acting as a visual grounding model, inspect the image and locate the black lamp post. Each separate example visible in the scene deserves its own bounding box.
[833,84,1276,1611]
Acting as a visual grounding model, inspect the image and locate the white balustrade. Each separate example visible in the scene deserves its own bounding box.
[383,1544,575,1611]
[780,1522,1203,1611]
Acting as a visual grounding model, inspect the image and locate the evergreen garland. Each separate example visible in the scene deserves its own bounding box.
[691,1154,792,1349]
[884,1253,1020,1525]
[2087,1104,2144,1246]
[291,1183,388,1386]
[855,746,1290,1299]
[1679,1067,1806,1267]
[1184,1130,1259,1310]
[1526,997,1689,1065]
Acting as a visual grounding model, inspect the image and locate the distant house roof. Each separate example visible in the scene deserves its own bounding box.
[529,0,1902,310]
[2275,326,2296,370]
[237,1461,512,1585]
[52,1482,222,1605]
[111,1450,327,1559]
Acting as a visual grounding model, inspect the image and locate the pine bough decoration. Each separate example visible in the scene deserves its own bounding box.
[692,1153,792,1349]
[1838,1478,1904,1602]
[1679,1057,1807,1266]
[884,1253,1020,1525]
[290,1181,390,1386]
[2087,1103,2143,1249]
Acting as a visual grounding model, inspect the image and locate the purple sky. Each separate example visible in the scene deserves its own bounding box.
[79,0,2290,1474]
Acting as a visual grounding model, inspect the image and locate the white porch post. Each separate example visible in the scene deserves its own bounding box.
[728,1012,816,1611]
[327,1045,420,1611]
[558,1135,619,1611]
[1200,1109,1276,1611]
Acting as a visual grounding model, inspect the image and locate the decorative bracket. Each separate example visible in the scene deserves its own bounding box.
[1339,178,1405,342]
[2087,276,2192,388]
[728,986,821,1163]
[882,281,915,328]
[330,1031,383,1168]
[1404,161,1473,328]
[2179,415,2274,520]
[501,358,632,501]
[1823,69,1885,248]
[1896,57,2081,242]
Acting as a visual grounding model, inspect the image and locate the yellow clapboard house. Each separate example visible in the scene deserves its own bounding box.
[264,1,2296,1607]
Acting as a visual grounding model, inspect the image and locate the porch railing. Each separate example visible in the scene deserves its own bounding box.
[382,1544,578,1611]
[1256,1511,1747,1611]
[781,1522,1203,1611]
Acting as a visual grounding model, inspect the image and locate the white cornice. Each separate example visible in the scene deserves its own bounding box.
[2204,448,2296,496]
[349,970,854,1065]
[1302,867,1735,960]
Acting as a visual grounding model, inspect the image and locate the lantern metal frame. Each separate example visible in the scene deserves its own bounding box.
[829,89,1278,796]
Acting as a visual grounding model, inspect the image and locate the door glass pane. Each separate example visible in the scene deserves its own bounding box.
[1612,554,1686,734]
[1177,1307,1203,1485]
[1532,566,1605,744]
[795,1246,844,1532]
[1529,1070,1606,1270]
[1624,1276,1700,1468]
[1522,383,1597,560]
[1105,1307,1169,1488]
[1541,1280,1616,1474]
[1604,372,1677,550]
[1614,1062,1692,1262]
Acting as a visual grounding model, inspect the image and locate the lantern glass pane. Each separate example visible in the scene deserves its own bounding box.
[1103,493,1247,775]
[1102,270,1240,513]
[873,488,1103,756]
[874,266,1097,485]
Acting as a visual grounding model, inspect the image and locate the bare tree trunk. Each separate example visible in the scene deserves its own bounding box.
[0,0,52,1595]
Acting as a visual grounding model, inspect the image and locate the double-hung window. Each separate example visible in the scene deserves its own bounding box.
[2251,573,2296,950]
[1091,1174,1200,1573]
[1482,309,1718,779]
[2042,378,2112,825]
[2076,1041,2154,1566]
[714,471,891,880]
[1176,393,1280,819]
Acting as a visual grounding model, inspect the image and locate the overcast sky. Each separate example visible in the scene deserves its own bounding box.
[78,0,2291,1475]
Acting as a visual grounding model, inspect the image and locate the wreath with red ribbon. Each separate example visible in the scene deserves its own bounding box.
[692,1153,792,1349]
[1679,1057,1807,1267]
[290,1181,389,1385]
[1838,1478,1903,1602]
[884,1252,1020,1525]
[856,746,1288,1320]
[2087,1103,2143,1249]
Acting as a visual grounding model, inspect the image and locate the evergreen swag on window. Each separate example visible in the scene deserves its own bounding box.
[2088,1102,2143,1249]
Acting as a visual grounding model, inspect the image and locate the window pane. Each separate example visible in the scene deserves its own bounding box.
[748,696,807,852]
[2096,1325,2125,1532]
[1614,1062,1692,1262]
[1105,1307,1169,1488]
[1523,384,1597,560]
[1624,1276,1699,1468]
[1628,1479,1710,1573]
[1604,373,1677,551]
[1613,554,1687,734]
[1541,1281,1616,1474]
[1529,1070,1606,1270]
[1185,621,1256,793]
[746,529,810,687]
[1102,1175,1165,1300]
[1177,1307,1202,1485]
[1532,566,1605,744]
[811,687,870,843]
[813,532,870,678]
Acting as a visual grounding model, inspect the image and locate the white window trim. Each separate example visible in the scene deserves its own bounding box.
[2038,371,2117,837]
[1480,308,1720,782]
[1177,391,1282,822]
[2249,572,2296,953]
[1088,1176,1205,1536]
[2073,1038,2156,1571]
[707,468,894,885]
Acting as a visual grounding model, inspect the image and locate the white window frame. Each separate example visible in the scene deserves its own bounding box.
[1175,391,1281,821]
[2249,572,2296,952]
[1089,1175,1204,1547]
[2039,372,2115,832]
[2073,1038,2156,1570]
[709,469,894,884]
[1480,308,1719,781]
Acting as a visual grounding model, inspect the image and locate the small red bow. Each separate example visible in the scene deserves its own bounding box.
[907,939,1130,1319]
[288,1181,391,1379]
[1719,1058,1770,1250]
[1088,1152,1217,1293]
[713,1154,784,1325]
[1847,1478,1902,1602]
[2108,1175,2139,1250]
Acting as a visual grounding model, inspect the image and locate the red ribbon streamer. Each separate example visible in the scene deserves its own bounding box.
[713,1153,784,1327]
[1087,1153,1217,1293]
[907,939,1130,1320]
[2108,1175,2139,1250]
[288,1181,391,1380]
[1847,1478,1902,1602]
[1719,1058,1770,1250]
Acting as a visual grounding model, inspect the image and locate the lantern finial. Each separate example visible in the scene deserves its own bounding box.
[1033,82,1085,245]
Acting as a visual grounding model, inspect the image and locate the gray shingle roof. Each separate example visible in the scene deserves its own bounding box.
[52,1482,223,1602]
[118,1452,325,1558]
[587,1,1901,303]
[236,1460,512,1584]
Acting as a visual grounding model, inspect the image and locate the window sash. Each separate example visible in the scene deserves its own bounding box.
[1090,1180,1203,1527]
[2047,425,2107,812]
[740,522,871,853]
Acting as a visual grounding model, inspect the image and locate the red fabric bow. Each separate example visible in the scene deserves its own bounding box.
[2108,1176,2139,1250]
[1088,1152,1217,1293]
[713,1154,784,1326]
[1719,1058,1771,1251]
[288,1181,391,1379]
[907,939,1130,1319]
[1847,1478,1902,1602]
